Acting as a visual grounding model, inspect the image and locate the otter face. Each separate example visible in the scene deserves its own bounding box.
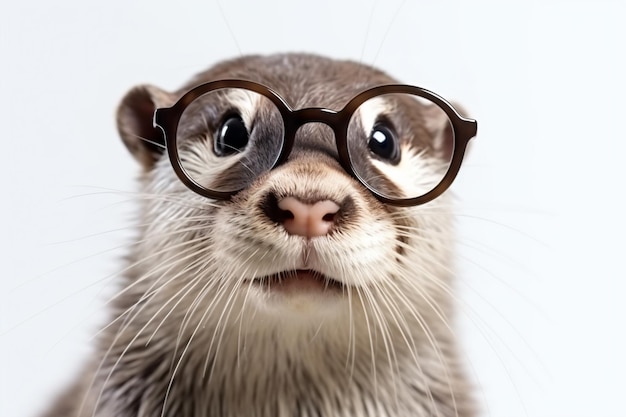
[116,53,464,322]
[108,54,474,417]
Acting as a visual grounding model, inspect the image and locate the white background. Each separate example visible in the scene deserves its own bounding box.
[1,1,625,416]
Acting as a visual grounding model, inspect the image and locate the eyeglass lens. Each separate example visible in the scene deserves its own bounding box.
[346,93,454,201]
[175,88,285,193]
[174,87,454,200]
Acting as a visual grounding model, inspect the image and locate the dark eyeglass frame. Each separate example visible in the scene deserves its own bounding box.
[153,79,477,207]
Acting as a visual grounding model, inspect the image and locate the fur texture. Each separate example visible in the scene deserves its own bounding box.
[43,53,474,417]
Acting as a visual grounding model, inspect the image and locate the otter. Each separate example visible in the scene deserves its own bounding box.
[42,53,477,417]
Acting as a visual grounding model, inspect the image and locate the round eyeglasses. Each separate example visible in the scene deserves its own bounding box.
[153,79,477,207]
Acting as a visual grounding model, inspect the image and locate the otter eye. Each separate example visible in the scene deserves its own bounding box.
[214,115,249,156]
[368,122,399,162]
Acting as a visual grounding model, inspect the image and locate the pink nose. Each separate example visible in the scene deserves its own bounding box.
[277,197,340,237]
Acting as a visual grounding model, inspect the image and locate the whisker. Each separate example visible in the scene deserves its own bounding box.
[396,229,550,381]
[379,279,453,417]
[215,0,243,56]
[354,285,379,399]
[362,280,404,414]
[132,133,166,150]
[160,271,235,416]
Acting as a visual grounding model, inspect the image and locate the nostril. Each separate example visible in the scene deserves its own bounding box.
[262,193,294,224]
[279,207,295,221]
[322,212,335,222]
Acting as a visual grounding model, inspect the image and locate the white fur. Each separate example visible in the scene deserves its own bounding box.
[63,54,473,417]
[356,96,393,135]
[372,145,447,199]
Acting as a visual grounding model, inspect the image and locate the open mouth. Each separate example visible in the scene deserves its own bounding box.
[255,269,345,293]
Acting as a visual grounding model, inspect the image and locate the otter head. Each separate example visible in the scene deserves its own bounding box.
[111,53,476,416]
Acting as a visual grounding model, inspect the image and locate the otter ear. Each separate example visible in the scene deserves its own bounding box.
[423,102,471,161]
[116,84,176,168]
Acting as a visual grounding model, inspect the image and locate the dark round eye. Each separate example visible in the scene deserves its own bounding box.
[214,115,249,156]
[368,122,399,162]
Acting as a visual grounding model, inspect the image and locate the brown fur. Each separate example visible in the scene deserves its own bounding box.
[43,53,475,417]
